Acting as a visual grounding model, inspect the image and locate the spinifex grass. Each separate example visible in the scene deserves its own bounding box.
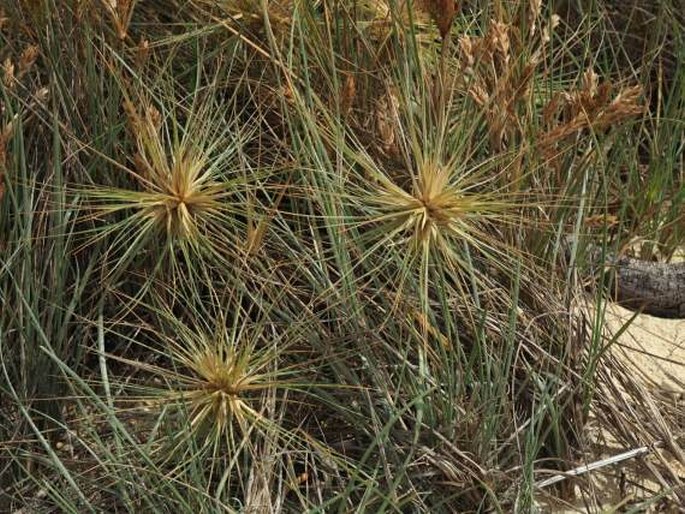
[27,282,352,510]
[101,283,343,485]
[81,72,263,289]
[2,0,685,511]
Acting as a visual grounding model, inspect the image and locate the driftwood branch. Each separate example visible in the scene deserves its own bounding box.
[566,239,685,318]
[607,255,685,318]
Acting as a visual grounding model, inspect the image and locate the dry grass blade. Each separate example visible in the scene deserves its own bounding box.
[2,0,684,511]
[536,444,655,489]
[592,349,685,505]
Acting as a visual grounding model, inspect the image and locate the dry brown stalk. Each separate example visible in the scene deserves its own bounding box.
[373,84,401,157]
[421,0,459,40]
[0,121,13,203]
[340,73,356,118]
[102,0,136,40]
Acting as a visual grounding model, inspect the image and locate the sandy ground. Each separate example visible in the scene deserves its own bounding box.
[606,304,685,393]
[538,303,685,512]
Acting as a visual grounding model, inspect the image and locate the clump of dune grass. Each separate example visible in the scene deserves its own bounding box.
[92,285,349,508]
[80,73,262,285]
[1,0,684,512]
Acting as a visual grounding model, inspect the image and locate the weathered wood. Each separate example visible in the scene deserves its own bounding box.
[606,255,685,318]
[567,239,685,318]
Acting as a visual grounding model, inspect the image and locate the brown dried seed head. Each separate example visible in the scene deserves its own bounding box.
[610,85,643,110]
[34,87,49,103]
[528,0,542,34]
[490,21,510,60]
[374,87,400,155]
[341,73,356,116]
[458,36,475,67]
[1,120,13,142]
[581,68,599,97]
[147,105,162,131]
[2,58,14,88]
[136,38,149,68]
[542,92,563,128]
[281,84,295,104]
[542,14,560,43]
[421,0,459,40]
[18,45,39,75]
[468,84,489,106]
[122,98,141,133]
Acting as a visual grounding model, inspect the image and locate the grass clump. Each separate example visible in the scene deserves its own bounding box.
[82,77,257,283]
[1,0,684,512]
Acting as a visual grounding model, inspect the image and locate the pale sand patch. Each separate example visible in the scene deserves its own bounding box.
[536,303,685,512]
[605,304,685,393]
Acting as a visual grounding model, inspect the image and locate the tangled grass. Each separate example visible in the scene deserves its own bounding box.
[1,0,683,511]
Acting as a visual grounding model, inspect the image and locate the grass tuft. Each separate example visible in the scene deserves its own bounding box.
[1,0,683,511]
